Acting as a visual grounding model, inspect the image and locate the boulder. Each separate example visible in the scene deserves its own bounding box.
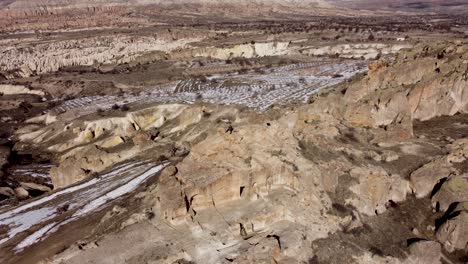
[346,166,410,215]
[14,187,29,200]
[406,240,442,264]
[20,182,52,193]
[0,187,15,198]
[132,131,152,146]
[409,158,457,199]
[436,207,468,253]
[99,136,125,149]
[432,175,468,212]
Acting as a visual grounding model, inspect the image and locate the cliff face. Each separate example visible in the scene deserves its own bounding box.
[0,34,409,79]
[342,42,468,126]
[0,35,198,78]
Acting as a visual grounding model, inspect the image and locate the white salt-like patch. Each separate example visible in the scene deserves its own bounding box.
[0,162,166,250]
[20,172,49,179]
[52,61,367,117]
[0,162,139,221]
[14,222,57,252]
[0,161,149,247]
[0,207,56,245]
[73,163,167,217]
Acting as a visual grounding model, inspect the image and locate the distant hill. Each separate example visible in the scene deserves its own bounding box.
[0,0,466,14]
[330,0,468,12]
[0,0,332,10]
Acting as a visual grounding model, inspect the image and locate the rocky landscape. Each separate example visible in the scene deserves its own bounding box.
[0,1,468,264]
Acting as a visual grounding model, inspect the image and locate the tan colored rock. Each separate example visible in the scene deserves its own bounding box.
[50,144,142,189]
[339,43,468,135]
[77,129,95,144]
[0,35,196,78]
[406,241,442,264]
[437,210,468,253]
[303,43,410,60]
[410,158,457,199]
[152,165,188,223]
[0,187,15,197]
[0,84,45,96]
[132,131,152,146]
[446,138,468,163]
[99,136,125,149]
[432,174,468,212]
[346,166,410,215]
[20,182,52,193]
[14,187,29,200]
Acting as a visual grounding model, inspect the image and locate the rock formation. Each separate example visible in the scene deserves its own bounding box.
[2,42,464,264]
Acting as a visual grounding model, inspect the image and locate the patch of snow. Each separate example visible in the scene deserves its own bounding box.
[0,162,140,221]
[0,207,56,245]
[52,60,367,117]
[14,222,57,252]
[0,161,167,251]
[73,163,168,217]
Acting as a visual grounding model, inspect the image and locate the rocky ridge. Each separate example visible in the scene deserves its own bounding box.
[0,35,408,79]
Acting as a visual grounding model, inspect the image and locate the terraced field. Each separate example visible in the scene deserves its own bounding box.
[53,60,366,117]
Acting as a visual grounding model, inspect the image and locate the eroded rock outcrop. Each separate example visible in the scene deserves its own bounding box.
[302,43,412,60]
[10,42,468,264]
[0,36,197,79]
[436,203,468,253]
[342,42,468,129]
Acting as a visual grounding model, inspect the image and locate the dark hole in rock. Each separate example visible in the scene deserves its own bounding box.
[406,237,426,247]
[28,189,47,197]
[430,177,448,198]
[369,246,385,256]
[120,105,130,111]
[267,234,282,250]
[308,255,320,264]
[8,152,33,165]
[332,203,352,215]
[146,211,155,220]
[240,186,245,197]
[239,223,247,237]
[184,194,190,212]
[387,200,398,208]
